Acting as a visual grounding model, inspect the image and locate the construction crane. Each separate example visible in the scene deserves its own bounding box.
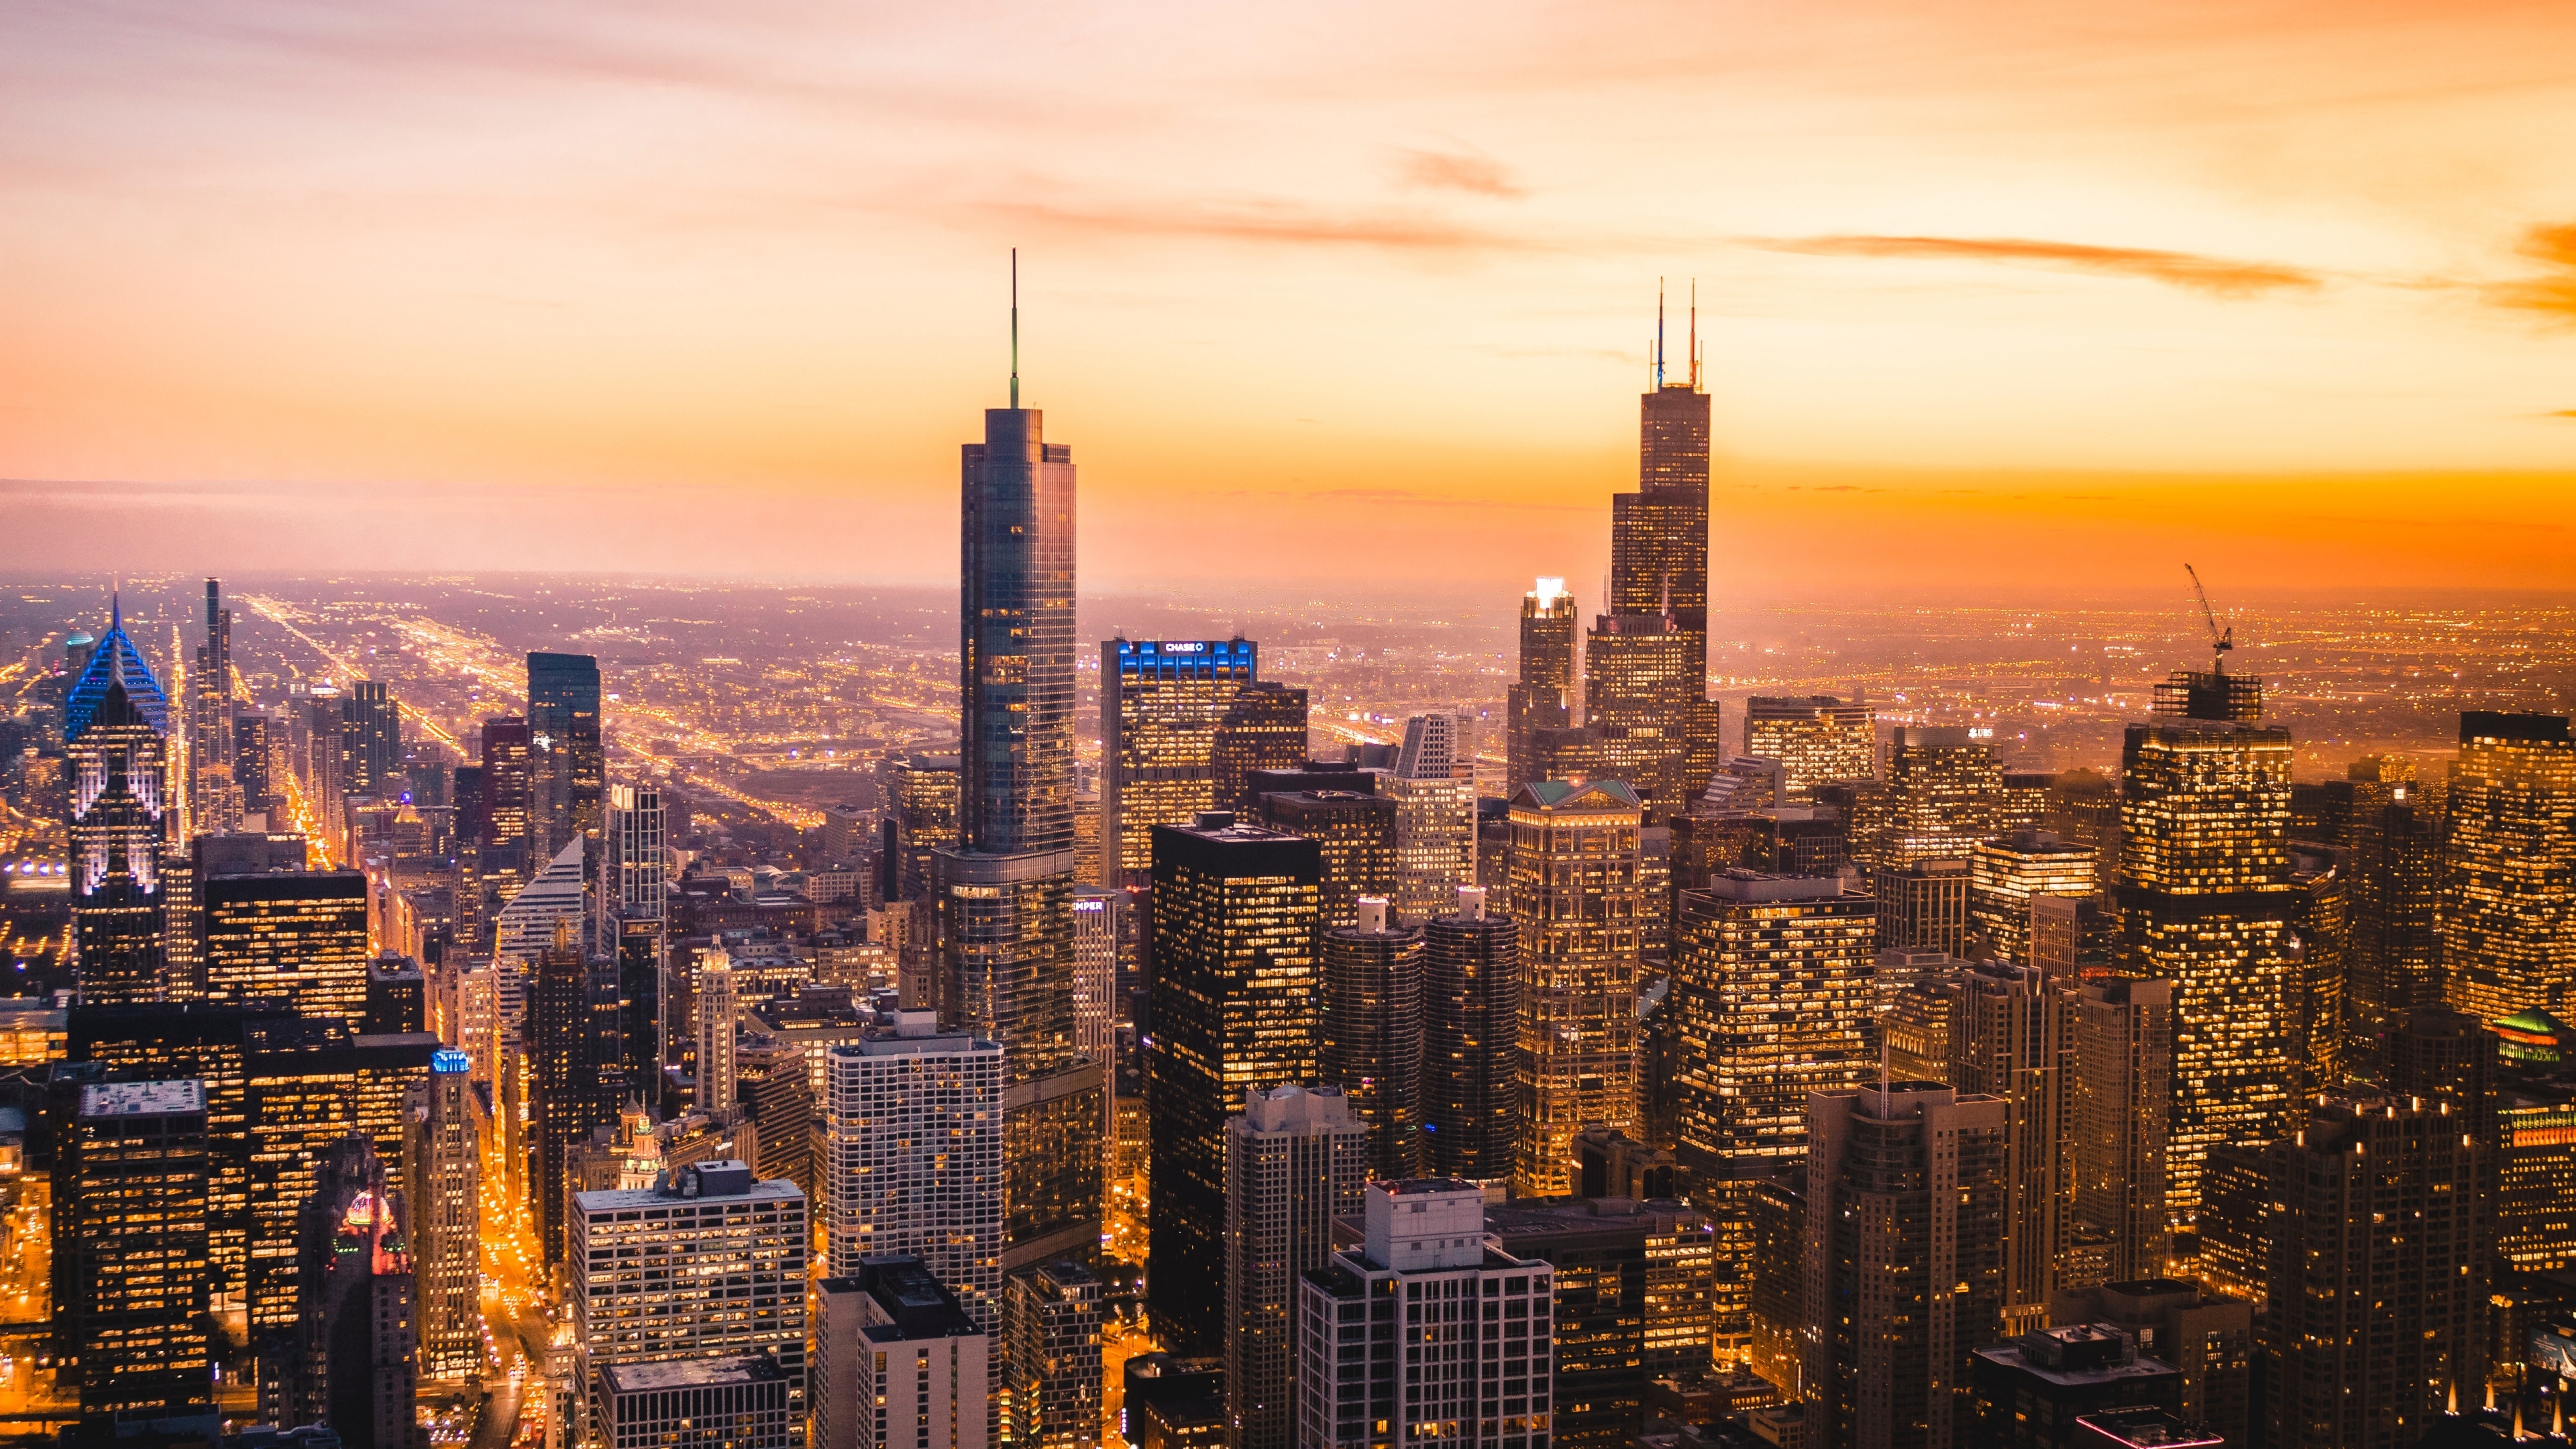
[2184,564,2233,674]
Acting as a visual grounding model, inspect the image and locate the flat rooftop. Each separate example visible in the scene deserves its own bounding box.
[600,1354,783,1393]
[80,1079,204,1117]
[575,1176,804,1213]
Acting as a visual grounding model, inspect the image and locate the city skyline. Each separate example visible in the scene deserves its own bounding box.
[7,5,2576,593]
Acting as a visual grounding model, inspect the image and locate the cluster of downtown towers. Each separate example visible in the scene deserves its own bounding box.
[46,354,2576,1449]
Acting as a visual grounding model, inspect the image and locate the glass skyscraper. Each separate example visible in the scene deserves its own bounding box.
[527,652,602,866]
[65,598,173,1004]
[938,396,1104,1279]
[2115,702,2298,1230]
[1582,342,1717,820]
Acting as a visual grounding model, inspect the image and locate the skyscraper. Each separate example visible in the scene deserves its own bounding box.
[1098,638,1261,888]
[1508,580,1579,800]
[341,681,403,800]
[529,929,623,1265]
[1223,1085,1367,1449]
[814,1256,989,1449]
[406,1047,481,1385]
[1968,830,2098,967]
[822,1015,1006,1324]
[2260,1091,2485,1449]
[65,599,173,1002]
[2445,711,2576,1021]
[478,715,533,861]
[1318,898,1425,1179]
[1420,886,1520,1183]
[1212,681,1311,816]
[698,954,739,1114]
[1002,1260,1102,1449]
[1484,1196,1720,1449]
[1509,779,1644,1195]
[570,1162,810,1423]
[882,753,961,904]
[941,377,1103,1279]
[2114,706,2298,1229]
[1801,1082,2010,1449]
[1866,726,2002,871]
[201,868,372,1025]
[1254,790,1396,930]
[1386,714,1477,923]
[193,578,241,836]
[603,783,666,1089]
[279,1134,419,1449]
[526,652,602,863]
[1145,815,1322,1353]
[1743,696,1876,800]
[1948,961,2063,1336]
[2065,978,2172,1287]
[2341,768,2444,1075]
[60,1079,215,1438]
[1581,308,1715,821]
[1668,870,1876,1183]
[1293,1181,1557,1449]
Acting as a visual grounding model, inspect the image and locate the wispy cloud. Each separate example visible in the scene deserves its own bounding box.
[1398,149,1523,199]
[1744,234,2323,297]
[979,197,1540,254]
[2487,223,2576,321]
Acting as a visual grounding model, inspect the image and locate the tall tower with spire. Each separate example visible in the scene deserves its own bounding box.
[65,594,174,1002]
[1582,283,1717,819]
[932,250,1104,1281]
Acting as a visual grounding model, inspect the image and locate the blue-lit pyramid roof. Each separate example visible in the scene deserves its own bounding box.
[64,601,171,743]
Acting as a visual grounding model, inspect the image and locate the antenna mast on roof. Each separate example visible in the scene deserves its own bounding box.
[1654,278,1665,389]
[1688,279,1699,390]
[1009,248,1020,410]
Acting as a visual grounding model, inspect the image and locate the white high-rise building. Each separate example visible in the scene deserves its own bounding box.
[1226,1085,1368,1449]
[1294,1180,1555,1449]
[1072,885,1119,1159]
[824,1014,1006,1326]
[699,958,739,1115]
[493,836,585,965]
[407,1046,483,1385]
[570,1161,810,1424]
[602,784,665,929]
[1386,715,1477,924]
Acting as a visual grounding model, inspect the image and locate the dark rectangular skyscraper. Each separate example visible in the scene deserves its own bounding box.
[1145,816,1322,1354]
[1583,327,1717,820]
[527,653,602,863]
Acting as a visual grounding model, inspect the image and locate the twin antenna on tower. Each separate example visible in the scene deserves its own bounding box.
[1654,278,1703,391]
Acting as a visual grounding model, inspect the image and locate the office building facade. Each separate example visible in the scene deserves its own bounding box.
[1421,888,1520,1182]
[202,869,372,1025]
[1509,580,1579,800]
[571,1162,810,1417]
[1293,1181,1557,1449]
[1002,1260,1102,1449]
[814,1256,989,1449]
[407,1046,482,1384]
[2445,712,2576,1021]
[1099,638,1259,889]
[2114,712,2298,1228]
[1223,1084,1368,1449]
[1802,1082,2010,1449]
[822,1017,1005,1324]
[1387,715,1479,923]
[2065,979,2173,1287]
[1743,696,1876,800]
[1509,780,1644,1196]
[1145,816,1322,1353]
[60,1079,215,1436]
[1320,898,1426,1178]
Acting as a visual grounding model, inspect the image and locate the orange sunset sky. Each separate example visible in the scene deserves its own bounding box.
[5,1,2575,600]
